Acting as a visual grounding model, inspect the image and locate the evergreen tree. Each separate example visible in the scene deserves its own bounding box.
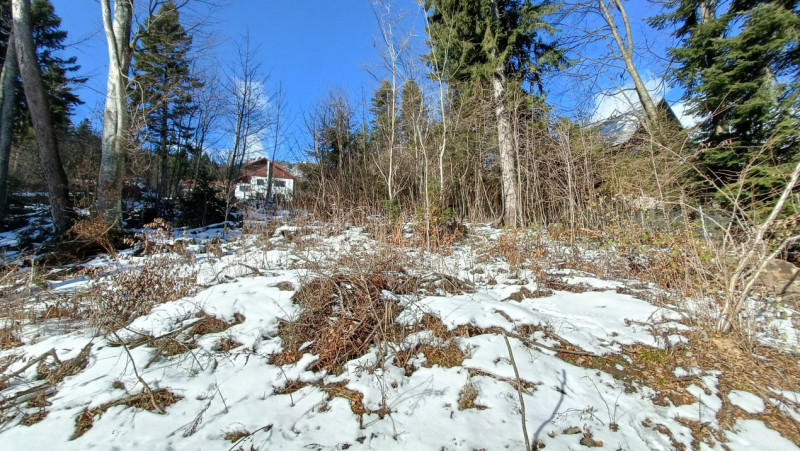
[423,0,561,94]
[423,0,562,225]
[652,1,799,215]
[399,78,425,145]
[0,0,82,221]
[0,0,84,130]
[131,0,198,206]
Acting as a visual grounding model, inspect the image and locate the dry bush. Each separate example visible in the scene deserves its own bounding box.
[458,381,481,410]
[272,272,404,373]
[0,262,30,349]
[0,327,22,349]
[68,217,119,257]
[403,207,468,249]
[77,257,198,329]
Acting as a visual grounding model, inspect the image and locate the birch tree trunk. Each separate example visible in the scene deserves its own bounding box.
[0,30,18,220]
[97,0,133,228]
[492,74,518,227]
[12,0,72,234]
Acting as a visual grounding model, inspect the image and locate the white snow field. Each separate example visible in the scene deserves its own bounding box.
[1,220,798,450]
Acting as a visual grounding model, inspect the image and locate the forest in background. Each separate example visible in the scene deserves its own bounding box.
[0,0,798,334]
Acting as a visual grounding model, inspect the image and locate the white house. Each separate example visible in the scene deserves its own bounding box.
[234,158,295,202]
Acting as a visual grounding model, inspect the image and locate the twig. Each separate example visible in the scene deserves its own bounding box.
[227,424,273,451]
[0,348,60,385]
[110,330,164,414]
[502,330,531,451]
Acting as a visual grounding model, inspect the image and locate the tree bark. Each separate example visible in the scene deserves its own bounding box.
[493,74,518,227]
[0,30,18,220]
[12,0,72,234]
[97,0,133,228]
[700,0,716,24]
[597,0,659,127]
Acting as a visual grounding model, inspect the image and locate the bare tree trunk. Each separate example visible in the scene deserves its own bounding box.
[12,0,72,233]
[0,30,18,220]
[97,0,133,228]
[700,0,716,24]
[597,0,659,126]
[493,74,518,227]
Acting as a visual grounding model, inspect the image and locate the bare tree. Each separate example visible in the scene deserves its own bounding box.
[370,0,414,203]
[97,0,133,227]
[595,0,658,126]
[220,35,272,224]
[557,0,662,126]
[12,0,72,233]
[265,83,289,203]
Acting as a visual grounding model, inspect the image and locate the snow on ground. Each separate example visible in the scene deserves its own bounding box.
[0,219,797,450]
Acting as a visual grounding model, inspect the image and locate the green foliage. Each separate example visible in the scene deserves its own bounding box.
[131,0,200,196]
[0,0,84,133]
[177,176,226,228]
[381,197,400,221]
[652,1,799,218]
[423,0,562,90]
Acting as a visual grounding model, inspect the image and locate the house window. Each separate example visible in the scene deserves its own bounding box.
[239,184,249,192]
[273,180,286,188]
[255,179,265,186]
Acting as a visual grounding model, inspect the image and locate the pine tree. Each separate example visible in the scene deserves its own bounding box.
[131,0,198,208]
[0,0,84,129]
[423,0,562,226]
[0,0,82,222]
[652,1,799,216]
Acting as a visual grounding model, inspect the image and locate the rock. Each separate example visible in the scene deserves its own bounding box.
[754,258,800,306]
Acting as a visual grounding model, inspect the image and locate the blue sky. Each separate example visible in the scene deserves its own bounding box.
[50,1,688,160]
[52,0,398,160]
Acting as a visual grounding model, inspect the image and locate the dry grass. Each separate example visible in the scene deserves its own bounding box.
[72,388,182,439]
[217,337,242,352]
[224,428,250,442]
[562,329,800,446]
[0,327,22,349]
[74,257,198,330]
[272,272,404,373]
[19,408,47,426]
[275,281,294,291]
[150,337,196,358]
[191,314,231,336]
[395,341,464,376]
[458,380,485,410]
[36,342,92,385]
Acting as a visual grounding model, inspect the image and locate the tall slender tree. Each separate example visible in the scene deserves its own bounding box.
[131,0,198,208]
[424,0,562,226]
[11,0,71,233]
[0,30,17,220]
[97,0,133,227]
[0,0,83,219]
